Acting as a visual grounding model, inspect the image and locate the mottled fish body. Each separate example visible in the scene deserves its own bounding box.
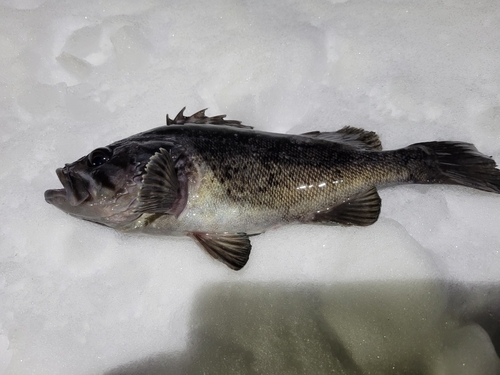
[45,109,500,269]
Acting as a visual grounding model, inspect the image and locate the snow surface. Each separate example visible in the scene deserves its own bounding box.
[1,0,500,374]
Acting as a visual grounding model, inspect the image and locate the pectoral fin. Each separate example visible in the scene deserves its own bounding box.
[309,187,381,226]
[136,148,180,213]
[190,232,252,270]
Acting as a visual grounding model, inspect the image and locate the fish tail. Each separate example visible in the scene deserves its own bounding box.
[408,142,500,193]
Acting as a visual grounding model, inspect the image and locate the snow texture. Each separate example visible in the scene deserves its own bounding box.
[0,0,500,374]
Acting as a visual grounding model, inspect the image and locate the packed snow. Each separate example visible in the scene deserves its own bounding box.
[0,0,499,374]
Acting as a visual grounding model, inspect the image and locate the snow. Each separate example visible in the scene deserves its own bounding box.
[1,0,499,373]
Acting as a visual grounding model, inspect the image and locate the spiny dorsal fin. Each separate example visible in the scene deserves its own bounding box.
[166,107,253,129]
[190,232,252,270]
[136,148,180,213]
[302,126,382,151]
[310,187,381,226]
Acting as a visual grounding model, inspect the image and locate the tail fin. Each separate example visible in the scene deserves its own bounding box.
[409,142,500,194]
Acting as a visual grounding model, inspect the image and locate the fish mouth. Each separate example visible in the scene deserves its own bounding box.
[44,168,90,206]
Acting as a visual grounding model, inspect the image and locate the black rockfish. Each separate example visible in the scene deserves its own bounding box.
[45,109,500,270]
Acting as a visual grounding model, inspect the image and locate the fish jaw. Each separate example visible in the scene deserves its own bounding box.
[44,162,144,228]
[45,167,91,206]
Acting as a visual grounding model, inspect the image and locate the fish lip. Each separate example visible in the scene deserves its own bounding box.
[44,188,67,203]
[44,168,90,206]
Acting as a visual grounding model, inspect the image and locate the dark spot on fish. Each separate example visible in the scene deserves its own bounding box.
[268,172,275,186]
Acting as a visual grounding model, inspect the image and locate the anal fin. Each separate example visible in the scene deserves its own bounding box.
[190,232,252,270]
[310,187,381,226]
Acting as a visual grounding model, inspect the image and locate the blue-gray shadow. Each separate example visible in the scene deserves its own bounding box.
[105,280,500,375]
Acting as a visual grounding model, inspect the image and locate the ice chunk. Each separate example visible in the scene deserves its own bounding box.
[61,25,103,61]
[56,52,93,79]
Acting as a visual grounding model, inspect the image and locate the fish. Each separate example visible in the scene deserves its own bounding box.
[44,108,500,270]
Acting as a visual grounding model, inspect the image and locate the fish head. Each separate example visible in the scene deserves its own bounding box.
[44,142,151,227]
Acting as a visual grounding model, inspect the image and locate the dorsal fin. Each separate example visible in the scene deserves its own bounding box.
[301,126,382,151]
[166,107,253,129]
[190,232,252,270]
[136,148,180,213]
[307,187,381,226]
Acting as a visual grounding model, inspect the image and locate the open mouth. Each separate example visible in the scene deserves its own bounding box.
[44,168,90,206]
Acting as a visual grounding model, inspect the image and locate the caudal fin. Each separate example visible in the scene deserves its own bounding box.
[410,142,500,193]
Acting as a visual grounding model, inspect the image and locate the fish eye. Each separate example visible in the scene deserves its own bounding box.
[87,147,112,167]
